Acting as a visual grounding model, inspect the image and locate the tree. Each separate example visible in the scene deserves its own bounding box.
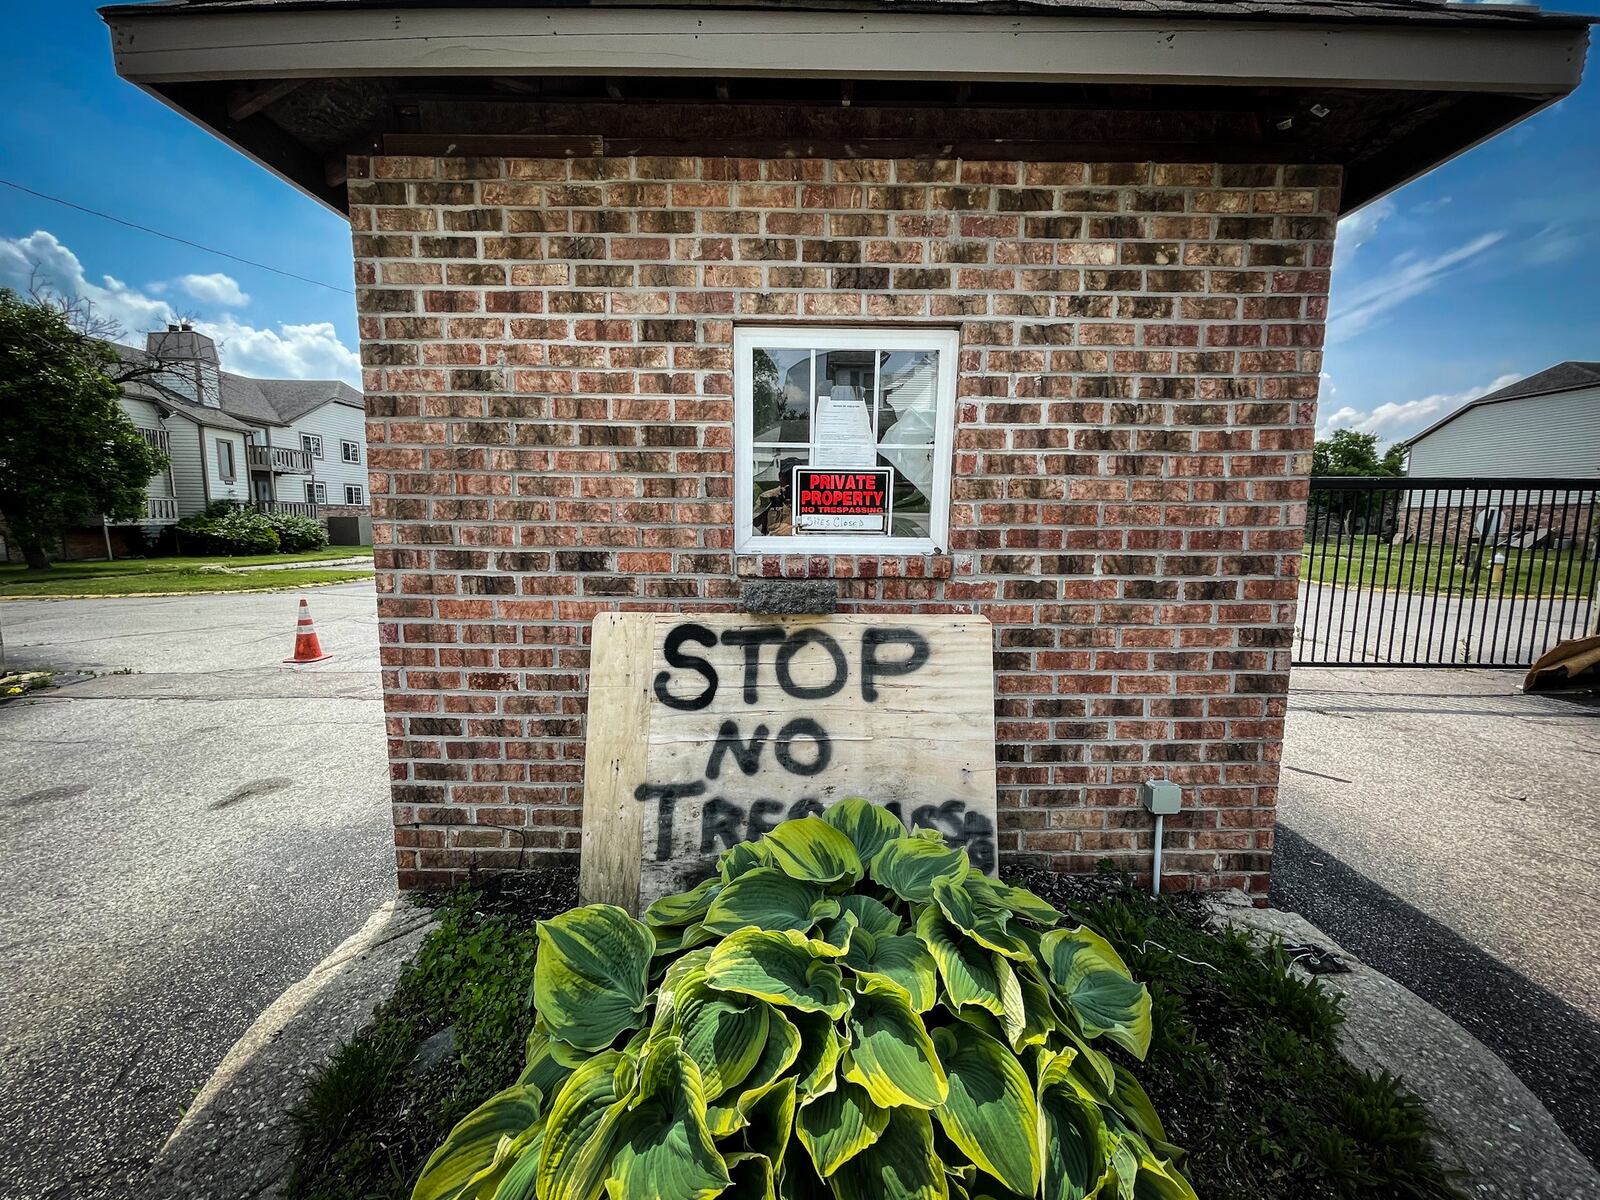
[1311,428,1406,478]
[0,288,169,569]
[1310,428,1407,537]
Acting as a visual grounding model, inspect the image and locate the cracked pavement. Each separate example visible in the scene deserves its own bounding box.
[0,583,393,1200]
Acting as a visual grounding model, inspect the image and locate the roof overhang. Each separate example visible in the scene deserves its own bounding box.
[101,1,1591,215]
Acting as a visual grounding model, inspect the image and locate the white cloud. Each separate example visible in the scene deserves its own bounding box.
[1333,198,1394,269]
[1328,229,1506,342]
[0,230,358,385]
[176,272,250,307]
[203,314,360,382]
[1316,373,1523,442]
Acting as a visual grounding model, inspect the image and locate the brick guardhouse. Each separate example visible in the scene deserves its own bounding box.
[104,0,1590,893]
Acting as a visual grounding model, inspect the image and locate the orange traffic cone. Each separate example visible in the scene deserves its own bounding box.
[283,596,333,664]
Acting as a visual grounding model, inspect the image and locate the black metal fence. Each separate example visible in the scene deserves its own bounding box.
[1295,476,1599,668]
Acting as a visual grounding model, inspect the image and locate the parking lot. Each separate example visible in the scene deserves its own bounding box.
[0,583,392,1200]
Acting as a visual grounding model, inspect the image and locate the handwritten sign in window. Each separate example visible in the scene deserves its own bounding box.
[579,613,999,911]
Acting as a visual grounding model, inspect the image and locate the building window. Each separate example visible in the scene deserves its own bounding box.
[734,326,958,553]
[216,439,235,482]
[345,484,364,505]
[341,439,361,464]
[302,433,323,459]
[305,481,327,504]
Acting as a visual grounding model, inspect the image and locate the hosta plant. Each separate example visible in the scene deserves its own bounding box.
[412,799,1196,1200]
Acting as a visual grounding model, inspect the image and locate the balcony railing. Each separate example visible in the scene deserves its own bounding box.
[247,444,312,473]
[111,497,178,525]
[137,426,171,454]
[258,500,320,518]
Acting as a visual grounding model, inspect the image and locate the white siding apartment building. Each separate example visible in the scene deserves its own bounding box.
[116,324,369,529]
[1400,361,1599,550]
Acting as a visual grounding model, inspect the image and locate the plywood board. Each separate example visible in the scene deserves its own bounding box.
[579,613,997,912]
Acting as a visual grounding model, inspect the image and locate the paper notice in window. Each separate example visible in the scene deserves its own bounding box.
[811,390,877,469]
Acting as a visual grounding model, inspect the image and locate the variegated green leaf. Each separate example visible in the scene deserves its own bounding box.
[645,876,723,928]
[788,1008,845,1100]
[1129,1140,1198,1200]
[1040,927,1153,1060]
[744,1006,802,1093]
[797,1079,888,1178]
[705,928,850,1019]
[1110,1063,1168,1148]
[970,874,1064,927]
[829,1105,948,1200]
[486,1124,544,1200]
[517,1024,573,1098]
[725,1152,777,1200]
[676,980,772,1100]
[702,868,841,938]
[930,1026,1039,1196]
[821,797,907,868]
[739,1074,799,1167]
[835,894,902,938]
[411,1082,542,1200]
[842,976,948,1110]
[763,816,863,885]
[916,906,1004,1016]
[603,1035,731,1200]
[1038,1049,1114,1200]
[931,875,1031,961]
[535,904,653,1052]
[719,840,774,882]
[870,836,968,903]
[535,1052,627,1200]
[843,928,938,1013]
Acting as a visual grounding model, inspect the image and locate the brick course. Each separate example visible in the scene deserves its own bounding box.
[350,154,1338,895]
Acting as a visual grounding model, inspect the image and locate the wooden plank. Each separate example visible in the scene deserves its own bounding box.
[577,612,655,912]
[582,612,998,912]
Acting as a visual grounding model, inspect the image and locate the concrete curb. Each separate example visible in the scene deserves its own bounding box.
[137,899,436,1200]
[1209,894,1600,1200]
[0,575,372,601]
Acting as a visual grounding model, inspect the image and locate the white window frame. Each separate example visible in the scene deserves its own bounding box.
[733,326,959,555]
[341,439,361,464]
[306,481,327,504]
[302,433,323,459]
[345,484,364,505]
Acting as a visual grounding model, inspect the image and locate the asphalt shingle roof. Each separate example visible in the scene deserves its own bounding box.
[1405,361,1600,445]
[112,341,363,429]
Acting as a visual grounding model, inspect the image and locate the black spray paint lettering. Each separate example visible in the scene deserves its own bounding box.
[653,624,931,709]
[640,622,982,864]
[704,718,833,780]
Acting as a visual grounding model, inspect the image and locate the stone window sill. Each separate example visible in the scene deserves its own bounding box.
[736,553,959,581]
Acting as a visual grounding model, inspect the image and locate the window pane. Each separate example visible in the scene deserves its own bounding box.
[881,447,934,538]
[817,348,876,419]
[876,350,938,447]
[751,447,808,539]
[751,348,811,444]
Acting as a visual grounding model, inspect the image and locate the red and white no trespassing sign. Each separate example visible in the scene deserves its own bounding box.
[792,466,893,534]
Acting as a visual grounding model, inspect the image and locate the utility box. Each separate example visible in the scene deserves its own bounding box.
[326,514,371,547]
[1140,780,1183,816]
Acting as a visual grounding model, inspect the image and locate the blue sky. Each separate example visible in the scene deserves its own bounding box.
[1,0,1597,436]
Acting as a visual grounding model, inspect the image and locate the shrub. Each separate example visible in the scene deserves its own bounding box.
[259,509,329,552]
[176,507,280,555]
[411,800,1194,1200]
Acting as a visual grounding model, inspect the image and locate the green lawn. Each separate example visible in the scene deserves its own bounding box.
[0,548,374,598]
[1303,534,1597,599]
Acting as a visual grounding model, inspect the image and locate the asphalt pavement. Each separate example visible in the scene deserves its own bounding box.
[0,583,393,1200]
[1274,666,1600,1165]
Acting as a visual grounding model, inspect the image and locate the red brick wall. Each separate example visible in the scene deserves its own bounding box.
[349,154,1338,895]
